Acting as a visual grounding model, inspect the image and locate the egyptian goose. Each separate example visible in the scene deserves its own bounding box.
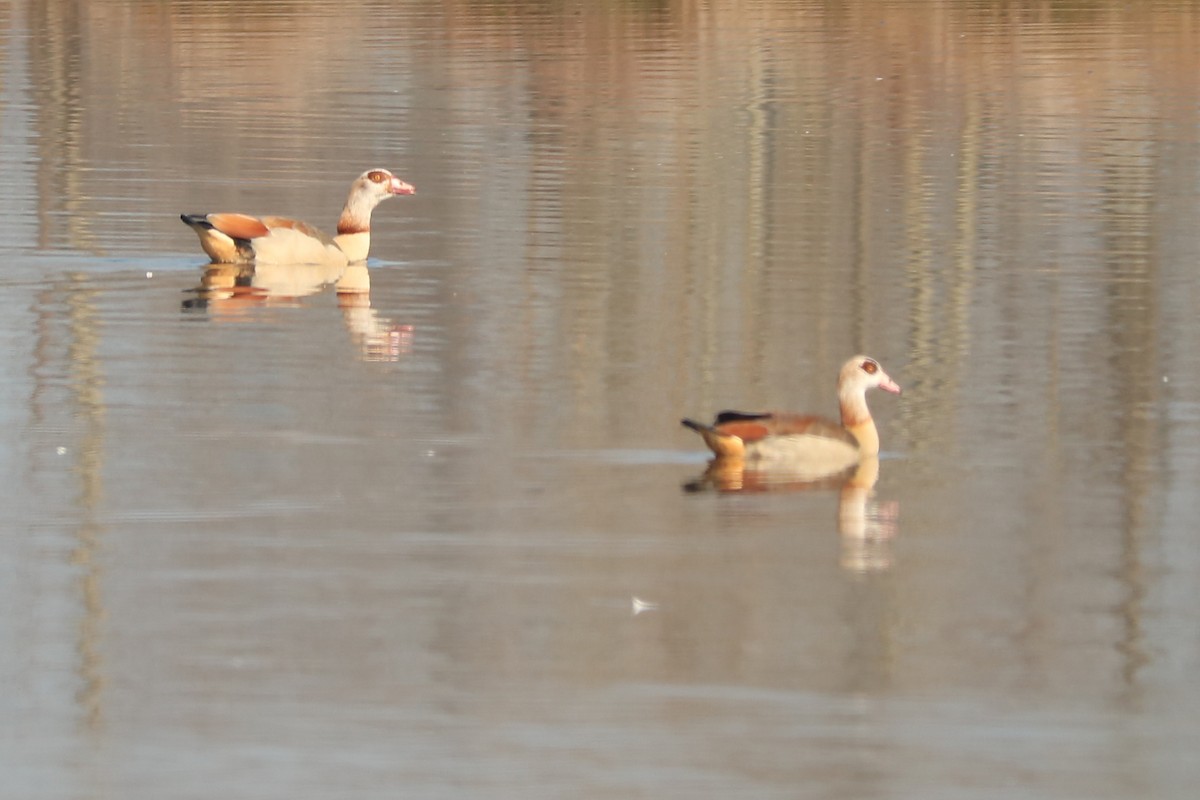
[181,169,415,266]
[681,355,901,474]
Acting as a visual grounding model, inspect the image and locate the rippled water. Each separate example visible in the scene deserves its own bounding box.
[2,1,1200,798]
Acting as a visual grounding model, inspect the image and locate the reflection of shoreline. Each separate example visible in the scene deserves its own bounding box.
[684,456,898,572]
[181,263,413,362]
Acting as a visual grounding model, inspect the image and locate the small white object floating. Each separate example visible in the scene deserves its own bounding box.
[631,596,659,616]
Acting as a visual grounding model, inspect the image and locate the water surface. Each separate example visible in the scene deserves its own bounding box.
[2,1,1199,798]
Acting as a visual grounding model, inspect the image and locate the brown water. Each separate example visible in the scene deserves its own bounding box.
[3,1,1200,797]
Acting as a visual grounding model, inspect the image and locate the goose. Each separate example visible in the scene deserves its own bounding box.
[681,355,901,477]
[181,169,414,266]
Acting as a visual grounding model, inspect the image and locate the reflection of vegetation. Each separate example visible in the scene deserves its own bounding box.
[26,1,94,252]
[459,0,674,15]
[31,275,109,730]
[1029,1,1110,24]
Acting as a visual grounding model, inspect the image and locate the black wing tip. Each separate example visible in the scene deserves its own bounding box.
[180,213,212,228]
[713,410,771,425]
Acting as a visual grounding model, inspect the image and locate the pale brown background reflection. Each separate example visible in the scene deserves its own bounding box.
[2,2,1199,798]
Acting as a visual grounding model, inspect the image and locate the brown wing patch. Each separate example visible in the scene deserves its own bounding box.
[206,213,271,240]
[259,216,336,245]
[714,413,855,445]
[711,420,774,444]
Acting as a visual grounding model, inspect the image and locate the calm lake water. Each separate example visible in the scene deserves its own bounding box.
[2,1,1199,797]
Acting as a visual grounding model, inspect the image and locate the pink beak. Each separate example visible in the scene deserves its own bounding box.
[879,377,902,395]
[390,177,416,195]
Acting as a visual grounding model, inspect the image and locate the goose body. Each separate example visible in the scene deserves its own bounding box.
[181,169,414,266]
[681,355,901,474]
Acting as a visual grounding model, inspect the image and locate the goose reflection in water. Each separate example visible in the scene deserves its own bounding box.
[682,455,899,572]
[181,262,413,363]
[333,265,415,362]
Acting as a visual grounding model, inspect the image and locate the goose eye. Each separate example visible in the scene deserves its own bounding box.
[861,360,878,375]
[368,171,386,183]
